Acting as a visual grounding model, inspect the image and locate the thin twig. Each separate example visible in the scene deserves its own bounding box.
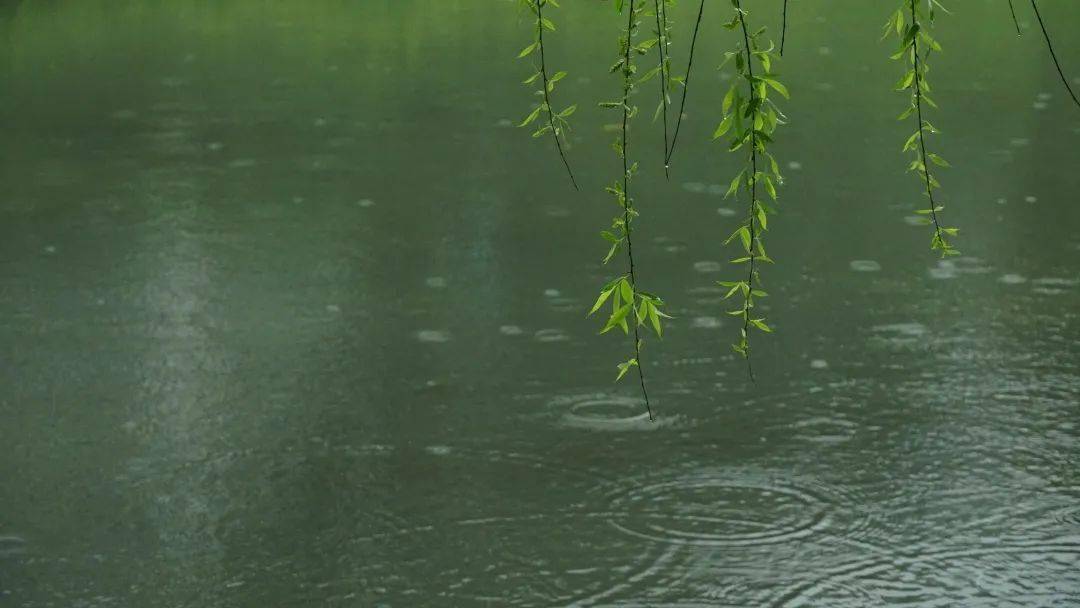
[653,0,671,179]
[1007,0,1021,35]
[1030,0,1080,109]
[536,0,580,189]
[665,0,705,170]
[780,0,789,55]
[620,0,654,421]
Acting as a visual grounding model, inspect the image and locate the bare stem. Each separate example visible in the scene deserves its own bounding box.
[665,0,705,170]
[1030,0,1080,109]
[653,0,671,179]
[781,0,789,55]
[1008,0,1022,35]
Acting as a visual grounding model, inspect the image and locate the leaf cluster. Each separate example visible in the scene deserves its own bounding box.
[715,1,787,360]
[885,0,959,256]
[517,0,578,187]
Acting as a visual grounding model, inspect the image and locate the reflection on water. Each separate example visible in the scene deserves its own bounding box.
[1,0,1079,606]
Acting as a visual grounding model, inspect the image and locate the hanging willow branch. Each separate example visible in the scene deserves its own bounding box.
[715,0,788,377]
[1007,0,1021,35]
[517,0,579,190]
[665,0,705,171]
[587,0,671,421]
[650,0,673,178]
[1029,0,1080,109]
[781,0,789,55]
[886,0,959,256]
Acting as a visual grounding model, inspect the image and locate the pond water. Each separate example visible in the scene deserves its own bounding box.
[1,1,1079,605]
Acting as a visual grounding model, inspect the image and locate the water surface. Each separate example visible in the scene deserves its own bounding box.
[1,1,1079,605]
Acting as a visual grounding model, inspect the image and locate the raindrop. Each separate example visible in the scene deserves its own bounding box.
[534,328,569,343]
[417,329,451,343]
[849,260,881,272]
[692,316,722,329]
[999,274,1027,285]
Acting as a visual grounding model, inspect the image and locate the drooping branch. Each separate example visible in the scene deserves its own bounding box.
[910,19,945,248]
[621,0,652,418]
[1030,0,1080,109]
[517,0,579,190]
[887,0,959,256]
[664,0,705,170]
[588,0,671,421]
[737,6,759,381]
[1007,0,1021,36]
[716,1,785,377]
[781,0,789,55]
[652,0,671,179]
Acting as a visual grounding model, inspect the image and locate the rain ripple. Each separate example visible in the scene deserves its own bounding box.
[599,467,871,548]
[770,539,1080,607]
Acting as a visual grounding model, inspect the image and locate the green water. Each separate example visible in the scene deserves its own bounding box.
[1,1,1079,605]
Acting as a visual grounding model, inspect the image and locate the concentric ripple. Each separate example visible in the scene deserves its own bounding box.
[547,393,684,432]
[341,443,695,606]
[771,541,1080,607]
[603,468,869,547]
[565,397,652,428]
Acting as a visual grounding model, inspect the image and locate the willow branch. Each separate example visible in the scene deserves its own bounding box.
[910,0,943,238]
[1030,0,1080,109]
[1007,0,1021,35]
[653,0,671,179]
[736,2,757,382]
[665,0,705,170]
[620,0,654,421]
[536,0,580,189]
[780,0,789,55]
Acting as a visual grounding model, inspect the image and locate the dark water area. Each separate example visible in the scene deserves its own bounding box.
[1,1,1079,605]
